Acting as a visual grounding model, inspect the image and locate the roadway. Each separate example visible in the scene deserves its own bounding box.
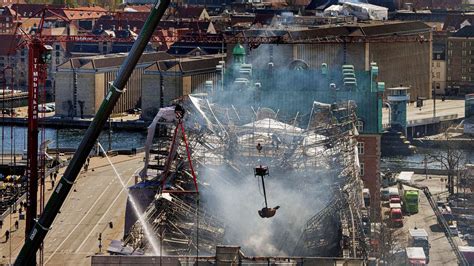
[392,184,458,265]
[382,99,465,126]
[0,153,144,265]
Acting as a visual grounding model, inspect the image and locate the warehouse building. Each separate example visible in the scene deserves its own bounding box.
[141,54,224,120]
[229,20,432,101]
[55,52,173,118]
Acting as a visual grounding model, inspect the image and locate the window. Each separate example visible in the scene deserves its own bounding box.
[357,142,365,155]
[462,50,467,56]
[448,76,452,81]
[448,50,453,56]
[437,54,441,60]
[436,61,440,67]
[436,72,440,79]
[359,162,365,177]
[55,44,60,50]
[356,120,364,132]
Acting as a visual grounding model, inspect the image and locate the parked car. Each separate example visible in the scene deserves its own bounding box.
[381,188,390,201]
[39,105,53,113]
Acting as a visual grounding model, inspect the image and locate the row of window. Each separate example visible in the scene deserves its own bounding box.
[449,41,474,48]
[446,75,473,81]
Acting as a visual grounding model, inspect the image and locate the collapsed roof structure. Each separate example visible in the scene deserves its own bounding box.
[122,94,368,258]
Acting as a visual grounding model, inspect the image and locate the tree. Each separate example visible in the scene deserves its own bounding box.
[378,221,404,264]
[429,131,467,195]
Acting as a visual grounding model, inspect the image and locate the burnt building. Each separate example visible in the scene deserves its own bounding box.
[229,20,433,101]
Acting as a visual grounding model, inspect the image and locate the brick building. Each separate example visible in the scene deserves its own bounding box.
[447,26,474,95]
[0,7,17,34]
[356,134,381,220]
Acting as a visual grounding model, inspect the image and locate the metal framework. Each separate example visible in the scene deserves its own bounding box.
[124,95,367,258]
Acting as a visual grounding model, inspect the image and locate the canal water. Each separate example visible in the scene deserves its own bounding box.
[382,148,474,170]
[0,125,147,154]
[1,125,473,169]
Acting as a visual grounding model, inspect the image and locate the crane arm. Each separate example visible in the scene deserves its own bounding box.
[14,0,170,264]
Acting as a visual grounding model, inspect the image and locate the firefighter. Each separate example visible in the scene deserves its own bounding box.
[256,143,263,153]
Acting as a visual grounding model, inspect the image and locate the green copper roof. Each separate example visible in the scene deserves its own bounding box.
[232,43,245,56]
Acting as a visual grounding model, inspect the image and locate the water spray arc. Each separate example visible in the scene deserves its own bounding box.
[97,142,161,255]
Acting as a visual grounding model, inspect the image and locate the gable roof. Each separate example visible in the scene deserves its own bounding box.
[58,52,173,70]
[176,6,206,19]
[145,54,224,74]
[443,13,474,31]
[452,25,474,38]
[11,4,65,18]
[235,21,432,42]
[61,6,107,20]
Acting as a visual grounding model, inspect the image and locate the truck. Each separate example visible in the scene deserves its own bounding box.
[390,207,403,227]
[409,229,430,260]
[398,183,419,214]
[401,187,419,214]
[388,187,399,199]
[390,203,402,210]
[406,247,427,265]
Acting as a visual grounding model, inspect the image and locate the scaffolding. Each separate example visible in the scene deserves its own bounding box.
[124,95,367,258]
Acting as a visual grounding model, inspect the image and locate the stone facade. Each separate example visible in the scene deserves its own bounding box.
[141,54,224,120]
[55,52,172,117]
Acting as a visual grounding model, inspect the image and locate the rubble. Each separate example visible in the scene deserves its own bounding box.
[124,95,367,257]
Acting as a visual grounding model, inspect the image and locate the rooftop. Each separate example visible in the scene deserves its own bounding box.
[57,52,173,70]
[145,54,225,74]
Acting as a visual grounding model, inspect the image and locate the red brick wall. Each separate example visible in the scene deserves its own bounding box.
[356,134,381,221]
